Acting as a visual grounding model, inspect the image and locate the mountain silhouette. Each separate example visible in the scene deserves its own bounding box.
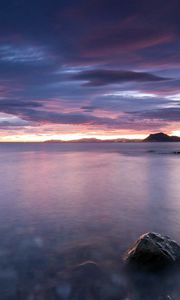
[144,132,180,142]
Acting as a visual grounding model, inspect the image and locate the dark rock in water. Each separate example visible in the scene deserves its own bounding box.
[124,232,180,271]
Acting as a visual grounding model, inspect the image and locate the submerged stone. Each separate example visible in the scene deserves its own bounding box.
[124,232,180,271]
[72,261,102,279]
[69,261,127,300]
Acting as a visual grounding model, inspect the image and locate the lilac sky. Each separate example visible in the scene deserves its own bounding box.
[0,0,179,140]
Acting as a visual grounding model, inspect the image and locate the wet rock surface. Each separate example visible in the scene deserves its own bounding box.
[124,232,180,271]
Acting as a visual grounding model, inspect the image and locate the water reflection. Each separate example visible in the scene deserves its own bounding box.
[0,143,179,298]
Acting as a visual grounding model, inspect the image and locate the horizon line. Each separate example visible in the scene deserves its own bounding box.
[0,132,180,143]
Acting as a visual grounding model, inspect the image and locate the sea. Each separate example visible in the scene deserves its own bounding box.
[0,142,179,299]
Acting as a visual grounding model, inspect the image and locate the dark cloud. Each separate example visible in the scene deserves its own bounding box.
[0,98,115,126]
[1,107,117,127]
[90,94,174,112]
[131,107,180,121]
[0,99,43,115]
[81,106,99,112]
[0,97,169,131]
[12,109,169,131]
[0,120,30,129]
[70,69,170,86]
[0,99,42,108]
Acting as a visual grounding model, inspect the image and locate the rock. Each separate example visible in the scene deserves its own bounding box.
[172,151,180,155]
[0,269,18,298]
[124,232,180,271]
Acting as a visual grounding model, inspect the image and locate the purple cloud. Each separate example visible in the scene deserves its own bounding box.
[70,69,170,86]
[0,0,179,136]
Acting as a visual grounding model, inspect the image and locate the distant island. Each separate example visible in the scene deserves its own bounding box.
[144,132,180,142]
[44,138,141,143]
[44,132,180,143]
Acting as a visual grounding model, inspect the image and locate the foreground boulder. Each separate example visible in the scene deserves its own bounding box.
[124,232,180,271]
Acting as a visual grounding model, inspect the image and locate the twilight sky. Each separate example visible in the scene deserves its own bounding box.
[0,0,179,141]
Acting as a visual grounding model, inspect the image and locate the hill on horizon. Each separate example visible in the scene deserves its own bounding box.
[44,132,180,143]
[144,132,180,142]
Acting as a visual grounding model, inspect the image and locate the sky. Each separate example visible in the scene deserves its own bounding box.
[0,0,179,141]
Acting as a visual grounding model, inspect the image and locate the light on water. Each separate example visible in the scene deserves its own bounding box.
[0,142,180,299]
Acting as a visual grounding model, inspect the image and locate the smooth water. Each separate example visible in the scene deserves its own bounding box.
[0,142,180,299]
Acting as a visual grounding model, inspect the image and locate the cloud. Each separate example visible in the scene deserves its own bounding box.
[89,95,171,113]
[13,109,118,126]
[81,105,99,112]
[0,97,169,131]
[0,44,48,64]
[0,102,171,132]
[0,99,44,124]
[0,99,42,108]
[70,69,170,86]
[0,120,30,129]
[0,0,179,136]
[131,107,180,121]
[0,99,42,113]
[9,109,170,131]
[0,99,116,126]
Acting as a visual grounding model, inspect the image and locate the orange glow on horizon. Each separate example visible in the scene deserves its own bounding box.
[0,122,179,142]
[0,130,179,142]
[172,130,180,137]
[0,133,147,142]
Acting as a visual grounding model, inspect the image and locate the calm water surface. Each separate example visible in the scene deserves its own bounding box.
[0,142,179,299]
[0,142,180,244]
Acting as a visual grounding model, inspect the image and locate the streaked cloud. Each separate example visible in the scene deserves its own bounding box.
[70,69,169,86]
[0,44,48,64]
[0,0,179,139]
